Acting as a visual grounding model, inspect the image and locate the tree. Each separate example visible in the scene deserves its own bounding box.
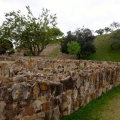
[104,27,112,34]
[0,37,13,55]
[61,27,96,59]
[95,29,104,35]
[109,29,120,50]
[67,41,80,57]
[1,6,62,56]
[0,26,14,55]
[61,31,76,54]
[110,21,120,30]
[50,27,63,38]
[75,27,96,58]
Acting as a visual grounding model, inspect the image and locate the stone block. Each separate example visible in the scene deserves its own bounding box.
[12,84,20,100]
[33,83,40,99]
[22,114,36,120]
[61,76,74,91]
[36,112,45,118]
[39,82,48,91]
[54,82,63,96]
[41,102,50,111]
[0,101,6,120]
[33,99,41,112]
[22,106,35,116]
[0,86,7,101]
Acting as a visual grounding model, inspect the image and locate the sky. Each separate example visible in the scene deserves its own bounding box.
[0,0,120,34]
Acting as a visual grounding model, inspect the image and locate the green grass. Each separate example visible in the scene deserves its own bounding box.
[48,47,60,57]
[85,33,120,62]
[49,39,61,44]
[61,85,120,120]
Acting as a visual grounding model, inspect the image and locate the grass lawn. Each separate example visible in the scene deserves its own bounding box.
[85,34,120,62]
[61,85,120,120]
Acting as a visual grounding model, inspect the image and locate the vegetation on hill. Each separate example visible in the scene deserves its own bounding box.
[84,31,120,62]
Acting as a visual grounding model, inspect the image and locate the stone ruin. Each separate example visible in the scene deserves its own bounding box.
[0,58,120,120]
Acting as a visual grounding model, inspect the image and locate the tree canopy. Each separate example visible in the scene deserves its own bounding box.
[1,6,63,56]
[110,21,120,30]
[0,28,13,54]
[61,27,96,59]
[110,29,120,50]
[95,29,104,35]
[67,41,80,57]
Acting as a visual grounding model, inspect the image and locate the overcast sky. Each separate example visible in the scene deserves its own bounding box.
[0,0,120,34]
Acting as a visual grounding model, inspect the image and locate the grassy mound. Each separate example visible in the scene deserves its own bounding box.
[85,33,120,62]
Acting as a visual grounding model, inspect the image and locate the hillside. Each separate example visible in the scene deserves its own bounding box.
[85,33,120,62]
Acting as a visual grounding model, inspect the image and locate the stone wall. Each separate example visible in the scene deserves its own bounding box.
[0,58,120,120]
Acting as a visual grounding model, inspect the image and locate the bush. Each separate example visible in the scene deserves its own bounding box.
[67,41,80,57]
[24,50,32,56]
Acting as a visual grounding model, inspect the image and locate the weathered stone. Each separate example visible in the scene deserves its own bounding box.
[0,101,6,120]
[51,98,61,108]
[22,106,35,116]
[61,76,74,91]
[5,104,12,110]
[49,82,56,94]
[60,102,68,111]
[22,114,36,120]
[62,93,67,102]
[54,82,63,96]
[0,86,7,100]
[66,90,72,96]
[33,99,41,112]
[41,102,50,111]
[37,60,43,69]
[0,58,120,120]
[19,101,28,107]
[33,83,40,99]
[0,80,2,87]
[52,107,61,120]
[67,96,72,115]
[76,76,81,89]
[5,106,21,120]
[39,82,48,91]
[13,75,26,82]
[19,84,29,100]
[12,84,20,100]
[36,112,45,118]
[39,94,48,103]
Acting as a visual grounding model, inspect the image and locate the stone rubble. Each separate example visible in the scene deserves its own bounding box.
[0,58,120,120]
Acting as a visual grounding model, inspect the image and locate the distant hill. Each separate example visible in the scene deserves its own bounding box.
[84,32,120,62]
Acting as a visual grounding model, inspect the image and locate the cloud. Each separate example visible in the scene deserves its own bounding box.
[0,0,120,34]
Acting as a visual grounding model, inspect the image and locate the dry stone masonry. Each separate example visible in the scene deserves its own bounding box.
[0,58,120,120]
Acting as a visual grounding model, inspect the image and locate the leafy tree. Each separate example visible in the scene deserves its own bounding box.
[109,29,120,50]
[75,27,96,58]
[1,6,62,56]
[0,26,14,55]
[104,27,112,33]
[61,31,76,54]
[67,41,80,57]
[95,29,104,35]
[61,27,96,59]
[50,27,63,38]
[0,38,13,55]
[110,21,120,30]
